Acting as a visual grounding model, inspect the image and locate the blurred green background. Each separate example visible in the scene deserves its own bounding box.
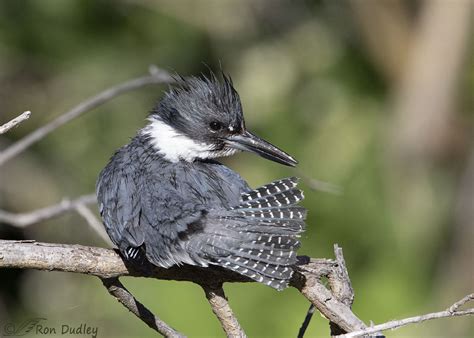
[0,0,473,337]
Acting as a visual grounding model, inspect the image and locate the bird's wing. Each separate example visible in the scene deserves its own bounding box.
[138,175,210,267]
[97,164,208,267]
[137,161,252,267]
[97,165,145,251]
[186,177,306,290]
[97,154,253,268]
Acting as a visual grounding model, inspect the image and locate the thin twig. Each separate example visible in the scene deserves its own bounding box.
[0,194,111,245]
[295,170,343,195]
[75,203,113,245]
[0,111,31,135]
[448,294,474,313]
[337,294,474,338]
[297,304,315,338]
[101,277,185,338]
[0,67,173,166]
[201,283,246,338]
[0,194,96,227]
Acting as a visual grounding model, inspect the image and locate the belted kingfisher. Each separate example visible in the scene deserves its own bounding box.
[96,74,307,290]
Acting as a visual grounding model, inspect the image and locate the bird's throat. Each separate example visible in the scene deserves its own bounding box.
[141,118,215,163]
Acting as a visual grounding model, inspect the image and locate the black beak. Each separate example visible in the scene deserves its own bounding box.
[225,130,298,167]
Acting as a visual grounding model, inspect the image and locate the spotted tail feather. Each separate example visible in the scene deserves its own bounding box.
[190,177,306,290]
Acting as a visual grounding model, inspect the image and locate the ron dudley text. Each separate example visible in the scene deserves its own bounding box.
[36,323,99,338]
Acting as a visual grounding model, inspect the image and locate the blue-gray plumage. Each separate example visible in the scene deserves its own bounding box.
[97,74,307,290]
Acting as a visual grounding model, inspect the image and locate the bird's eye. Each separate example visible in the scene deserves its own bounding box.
[209,121,222,131]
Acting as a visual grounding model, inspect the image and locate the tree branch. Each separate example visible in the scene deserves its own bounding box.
[297,304,315,338]
[337,294,474,338]
[1,240,471,336]
[327,245,379,336]
[201,283,246,338]
[0,194,96,227]
[0,194,113,246]
[329,244,355,307]
[0,67,173,166]
[0,239,367,335]
[101,277,186,338]
[0,111,31,135]
[291,251,368,334]
[296,245,370,337]
[75,203,113,245]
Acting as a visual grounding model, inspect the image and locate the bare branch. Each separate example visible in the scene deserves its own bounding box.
[201,283,246,338]
[0,194,113,246]
[0,67,173,166]
[75,203,113,245]
[0,111,31,135]
[329,244,355,307]
[0,194,96,227]
[101,277,186,338]
[295,170,343,195]
[0,240,368,334]
[328,245,357,335]
[449,294,474,313]
[297,244,360,337]
[327,245,385,336]
[291,261,366,332]
[337,294,474,338]
[4,240,471,336]
[297,304,315,338]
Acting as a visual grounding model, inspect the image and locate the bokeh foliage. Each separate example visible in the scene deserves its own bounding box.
[0,1,472,337]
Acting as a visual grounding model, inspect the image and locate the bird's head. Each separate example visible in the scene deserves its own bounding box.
[142,73,297,166]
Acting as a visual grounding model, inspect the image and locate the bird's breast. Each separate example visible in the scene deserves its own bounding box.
[144,158,249,210]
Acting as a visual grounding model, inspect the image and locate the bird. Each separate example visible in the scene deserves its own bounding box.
[96,73,307,290]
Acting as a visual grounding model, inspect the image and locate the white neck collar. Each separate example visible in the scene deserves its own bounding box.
[141,118,215,163]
